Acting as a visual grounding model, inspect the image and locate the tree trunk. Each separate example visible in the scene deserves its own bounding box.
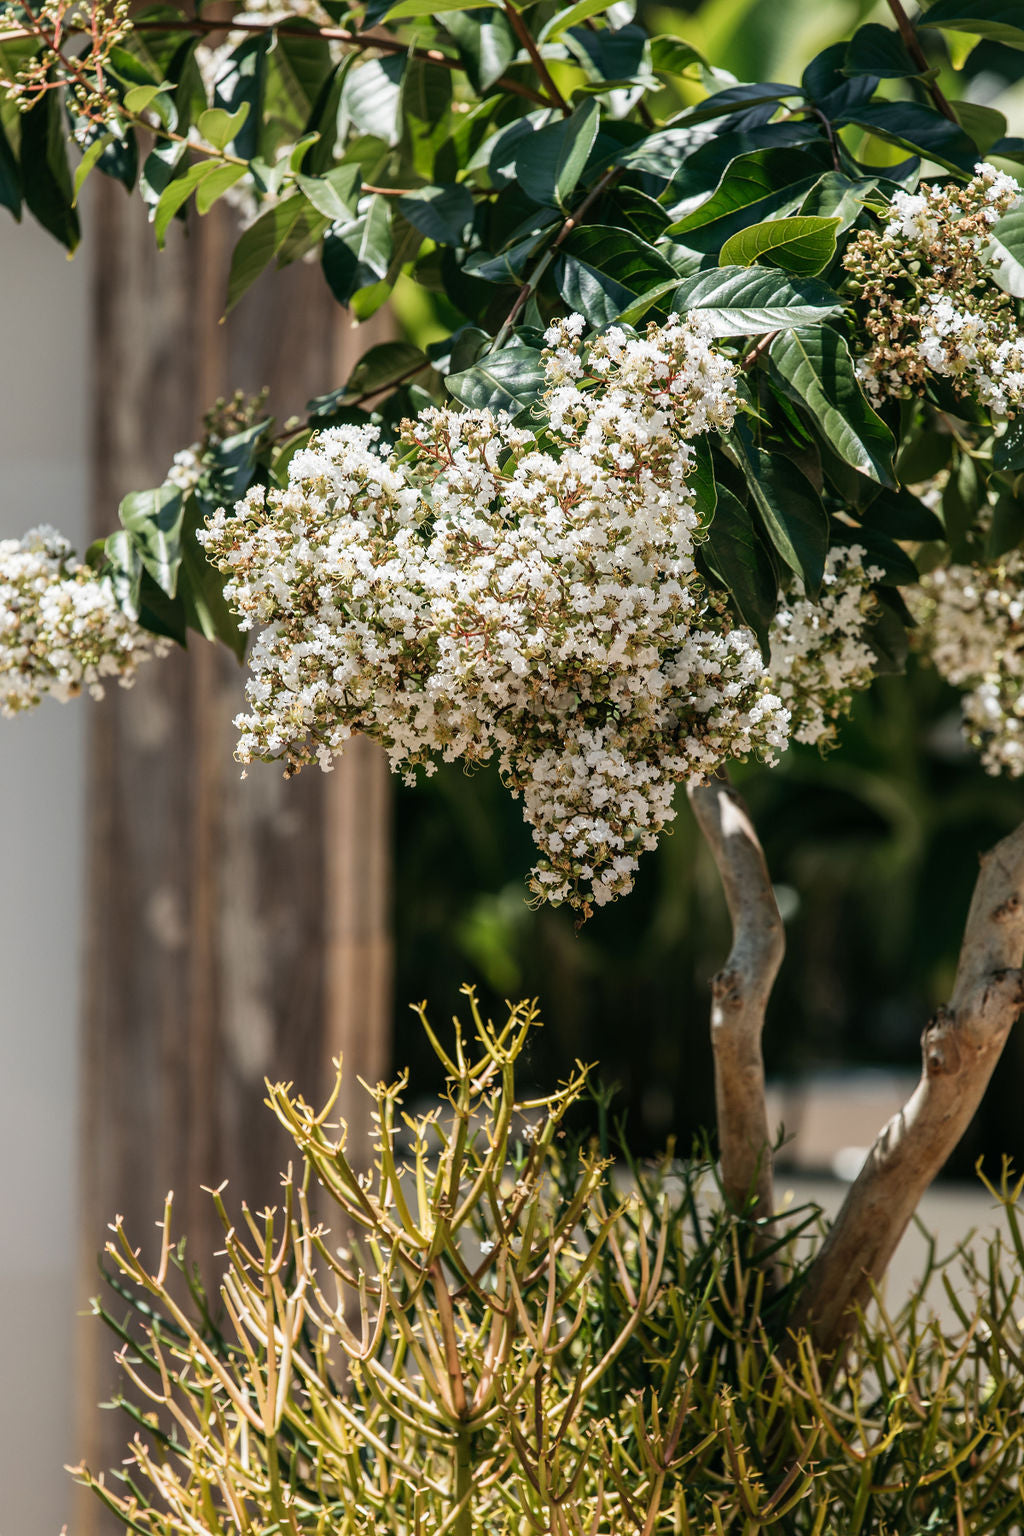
[74,184,392,1531]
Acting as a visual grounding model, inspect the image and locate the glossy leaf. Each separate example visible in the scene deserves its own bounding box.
[197,103,249,152]
[118,485,185,597]
[211,36,268,162]
[769,327,896,485]
[989,205,1024,298]
[512,101,601,211]
[226,192,312,310]
[837,101,979,175]
[179,500,247,659]
[731,428,829,593]
[843,23,922,78]
[321,196,393,307]
[440,8,516,92]
[719,215,840,276]
[994,417,1024,472]
[860,486,944,542]
[446,344,547,413]
[556,224,677,326]
[667,147,828,248]
[20,93,79,250]
[923,1,1024,49]
[397,184,474,246]
[702,484,777,652]
[671,267,843,336]
[342,56,405,146]
[294,163,361,223]
[344,341,429,400]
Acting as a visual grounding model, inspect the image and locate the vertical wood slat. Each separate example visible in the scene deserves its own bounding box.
[74,184,392,1530]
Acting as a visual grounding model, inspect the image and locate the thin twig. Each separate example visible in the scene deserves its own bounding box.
[503,2,570,116]
[883,0,959,124]
[0,16,550,108]
[491,163,623,350]
[740,331,779,371]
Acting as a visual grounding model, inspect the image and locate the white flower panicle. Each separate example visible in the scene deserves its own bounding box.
[201,316,795,916]
[770,547,883,748]
[845,164,1024,413]
[912,555,1024,776]
[0,526,167,716]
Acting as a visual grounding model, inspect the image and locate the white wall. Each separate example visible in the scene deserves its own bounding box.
[0,207,89,1534]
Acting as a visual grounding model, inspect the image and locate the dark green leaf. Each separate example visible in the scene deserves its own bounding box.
[440,8,516,92]
[179,500,247,659]
[200,420,273,506]
[226,193,314,310]
[864,587,910,675]
[397,184,474,245]
[267,22,333,130]
[989,205,1024,298]
[769,327,896,485]
[343,341,428,399]
[731,427,829,593]
[102,530,144,621]
[321,196,393,307]
[832,522,919,586]
[211,36,269,162]
[994,417,1024,472]
[802,41,879,116]
[671,267,843,336]
[951,101,1007,155]
[667,148,825,247]
[400,57,453,181]
[649,36,704,76]
[556,224,677,326]
[798,171,877,232]
[922,1,1024,49]
[0,116,20,218]
[859,487,944,541]
[702,484,777,652]
[837,101,978,175]
[719,216,839,276]
[118,485,186,597]
[843,23,922,78]
[512,101,601,212]
[302,56,352,175]
[295,163,361,223]
[564,24,655,89]
[446,344,546,413]
[342,56,405,145]
[689,437,717,532]
[20,93,79,250]
[986,489,1024,560]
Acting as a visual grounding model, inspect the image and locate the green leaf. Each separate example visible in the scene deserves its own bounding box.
[302,56,353,175]
[860,486,944,541]
[102,530,144,621]
[556,224,678,326]
[195,162,247,216]
[689,436,717,532]
[994,417,1024,472]
[20,93,79,251]
[321,196,393,307]
[73,133,115,205]
[769,327,896,485]
[211,36,269,162]
[671,267,843,336]
[719,216,839,276]
[832,523,919,586]
[153,160,217,247]
[197,103,250,151]
[667,147,827,249]
[986,489,1024,560]
[440,8,516,92]
[538,0,619,40]
[123,82,166,114]
[400,56,453,180]
[565,24,655,90]
[446,344,547,413]
[730,427,829,593]
[343,56,405,146]
[397,184,474,246]
[386,0,495,16]
[294,163,361,223]
[989,205,1024,298]
[951,100,1007,155]
[179,500,246,659]
[843,22,922,78]
[0,117,21,219]
[922,1,1024,49]
[838,101,979,175]
[702,485,777,652]
[512,100,601,211]
[344,341,428,399]
[118,485,186,597]
[798,171,877,233]
[226,192,312,310]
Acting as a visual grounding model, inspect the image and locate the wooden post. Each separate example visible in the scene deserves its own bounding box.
[74,183,393,1530]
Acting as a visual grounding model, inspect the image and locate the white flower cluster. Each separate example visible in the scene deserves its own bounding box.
[846,164,1024,413]
[165,444,202,493]
[770,547,883,748]
[912,556,1024,776]
[200,316,795,915]
[0,526,166,716]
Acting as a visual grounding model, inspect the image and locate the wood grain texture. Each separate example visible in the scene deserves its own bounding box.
[74,182,393,1529]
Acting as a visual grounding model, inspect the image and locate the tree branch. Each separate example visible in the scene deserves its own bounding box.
[883,0,959,124]
[793,820,1024,1354]
[689,776,784,1230]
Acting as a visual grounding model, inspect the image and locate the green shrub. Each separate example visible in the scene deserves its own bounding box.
[76,992,1024,1535]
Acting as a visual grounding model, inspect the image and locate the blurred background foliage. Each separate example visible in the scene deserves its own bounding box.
[391,0,1024,1176]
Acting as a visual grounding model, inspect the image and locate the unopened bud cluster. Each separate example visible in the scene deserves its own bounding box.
[201,315,799,915]
[0,527,167,716]
[912,556,1024,776]
[845,164,1024,413]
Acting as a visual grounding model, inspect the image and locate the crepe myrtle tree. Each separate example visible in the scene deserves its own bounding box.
[5,0,1024,1355]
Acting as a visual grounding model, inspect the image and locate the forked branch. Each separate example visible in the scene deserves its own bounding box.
[689,777,785,1230]
[794,820,1024,1355]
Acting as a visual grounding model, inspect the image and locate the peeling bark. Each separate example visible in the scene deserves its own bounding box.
[794,821,1024,1354]
[689,777,785,1229]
